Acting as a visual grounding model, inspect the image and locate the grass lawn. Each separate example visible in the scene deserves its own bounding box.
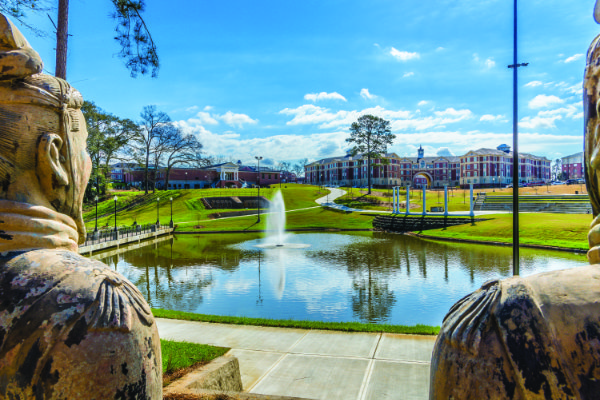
[83,184,329,231]
[161,339,229,385]
[179,206,376,232]
[153,309,440,335]
[422,213,591,250]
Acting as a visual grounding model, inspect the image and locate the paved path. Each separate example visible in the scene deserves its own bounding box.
[157,318,435,400]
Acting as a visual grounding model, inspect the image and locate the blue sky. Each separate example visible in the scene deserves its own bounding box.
[13,0,600,167]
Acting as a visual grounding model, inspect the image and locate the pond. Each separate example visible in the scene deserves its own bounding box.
[95,232,588,326]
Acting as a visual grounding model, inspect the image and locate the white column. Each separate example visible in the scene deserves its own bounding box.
[405,184,410,215]
[470,183,475,217]
[444,185,449,217]
[393,187,397,213]
[422,185,427,215]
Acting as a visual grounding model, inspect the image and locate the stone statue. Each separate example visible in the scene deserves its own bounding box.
[429,3,600,398]
[0,14,162,399]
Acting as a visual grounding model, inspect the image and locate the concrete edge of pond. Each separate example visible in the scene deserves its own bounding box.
[409,232,588,254]
[172,228,374,234]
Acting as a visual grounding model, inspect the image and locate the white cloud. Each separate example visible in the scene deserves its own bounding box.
[217,111,258,128]
[473,53,495,69]
[185,105,199,112]
[435,47,445,52]
[390,47,420,61]
[525,81,543,88]
[417,100,429,106]
[480,114,506,122]
[403,72,415,78]
[304,92,347,102]
[176,118,349,164]
[528,94,565,109]
[519,115,562,129]
[564,54,584,63]
[360,88,377,100]
[434,108,472,118]
[436,147,454,157]
[203,105,213,111]
[192,111,218,125]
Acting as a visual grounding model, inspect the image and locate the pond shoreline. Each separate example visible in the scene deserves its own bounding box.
[408,232,587,254]
[174,227,374,234]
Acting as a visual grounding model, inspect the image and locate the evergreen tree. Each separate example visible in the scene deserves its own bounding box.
[346,115,395,194]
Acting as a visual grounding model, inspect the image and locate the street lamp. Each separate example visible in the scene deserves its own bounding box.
[113,195,118,236]
[94,195,99,234]
[169,197,173,228]
[255,156,262,223]
[185,171,188,189]
[156,197,160,227]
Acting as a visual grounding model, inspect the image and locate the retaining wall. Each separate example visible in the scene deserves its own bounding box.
[373,215,486,233]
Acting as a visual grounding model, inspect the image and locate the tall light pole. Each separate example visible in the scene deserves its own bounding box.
[169,197,173,227]
[113,195,118,236]
[508,0,528,276]
[94,195,99,234]
[255,156,262,222]
[185,171,188,189]
[156,197,160,226]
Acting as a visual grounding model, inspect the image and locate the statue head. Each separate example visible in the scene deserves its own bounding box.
[0,14,91,244]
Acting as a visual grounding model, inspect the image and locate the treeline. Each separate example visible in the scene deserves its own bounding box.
[84,102,204,200]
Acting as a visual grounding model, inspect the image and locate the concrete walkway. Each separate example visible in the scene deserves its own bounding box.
[157,318,436,400]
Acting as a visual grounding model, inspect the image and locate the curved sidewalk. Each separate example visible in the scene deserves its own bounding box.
[157,318,435,400]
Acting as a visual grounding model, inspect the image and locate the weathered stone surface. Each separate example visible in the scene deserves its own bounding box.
[0,12,161,399]
[429,3,600,398]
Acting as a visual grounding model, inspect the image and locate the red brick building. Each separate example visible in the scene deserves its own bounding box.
[305,144,550,188]
[561,152,584,180]
[121,162,282,189]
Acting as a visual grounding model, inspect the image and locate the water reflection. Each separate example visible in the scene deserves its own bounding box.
[95,232,588,326]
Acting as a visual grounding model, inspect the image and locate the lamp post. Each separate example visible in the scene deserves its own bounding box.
[156,197,160,227]
[94,195,99,235]
[169,197,173,228]
[185,171,188,189]
[255,156,262,223]
[113,195,118,238]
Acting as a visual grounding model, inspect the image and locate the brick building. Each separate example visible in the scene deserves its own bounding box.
[120,163,282,189]
[561,152,584,179]
[305,144,550,188]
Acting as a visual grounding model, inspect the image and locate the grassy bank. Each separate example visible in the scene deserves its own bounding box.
[161,339,229,386]
[84,184,331,231]
[153,308,440,335]
[422,213,590,250]
[178,206,376,232]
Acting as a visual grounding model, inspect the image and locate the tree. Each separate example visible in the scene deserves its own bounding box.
[133,105,171,194]
[3,0,158,79]
[346,115,395,194]
[157,125,202,190]
[82,100,139,199]
[552,158,562,181]
[292,158,309,179]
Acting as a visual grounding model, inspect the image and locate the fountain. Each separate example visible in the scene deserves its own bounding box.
[256,190,309,249]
